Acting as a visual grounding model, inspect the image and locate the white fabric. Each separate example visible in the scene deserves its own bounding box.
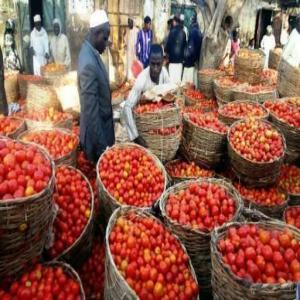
[222,38,232,67]
[261,34,276,69]
[89,10,109,28]
[124,26,139,80]
[53,18,61,26]
[282,29,300,68]
[50,33,71,69]
[182,67,195,85]
[144,0,154,19]
[184,26,189,41]
[30,27,49,75]
[33,15,41,22]
[143,83,177,101]
[168,63,183,84]
[122,66,170,141]
[180,14,184,21]
[280,29,289,46]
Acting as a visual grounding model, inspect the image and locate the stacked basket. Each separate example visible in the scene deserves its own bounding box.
[17,74,44,99]
[198,69,224,99]
[4,71,19,103]
[41,63,67,84]
[269,48,282,70]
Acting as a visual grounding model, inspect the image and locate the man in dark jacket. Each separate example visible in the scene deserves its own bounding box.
[78,10,115,163]
[165,16,186,84]
[0,46,8,116]
[182,15,202,85]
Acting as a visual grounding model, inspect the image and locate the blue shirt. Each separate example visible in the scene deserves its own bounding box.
[136,29,153,68]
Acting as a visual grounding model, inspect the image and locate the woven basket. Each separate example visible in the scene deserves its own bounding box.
[213,76,242,104]
[183,91,205,107]
[26,82,62,112]
[0,137,55,280]
[104,207,199,300]
[234,49,265,85]
[218,100,269,126]
[41,64,67,85]
[278,58,300,97]
[269,48,282,70]
[233,86,277,103]
[181,115,227,167]
[45,166,94,267]
[227,120,286,187]
[0,117,26,139]
[18,128,78,167]
[17,74,44,99]
[4,71,19,103]
[211,220,300,300]
[160,178,243,292]
[96,143,168,223]
[198,69,224,99]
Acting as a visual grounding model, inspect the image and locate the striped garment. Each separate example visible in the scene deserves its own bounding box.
[136,29,153,68]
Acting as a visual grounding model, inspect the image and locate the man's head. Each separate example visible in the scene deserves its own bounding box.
[266,25,273,35]
[144,16,151,30]
[53,18,61,36]
[296,14,300,33]
[34,15,42,31]
[232,29,239,41]
[128,18,134,29]
[89,10,110,54]
[149,44,164,83]
[173,16,180,28]
[224,15,233,32]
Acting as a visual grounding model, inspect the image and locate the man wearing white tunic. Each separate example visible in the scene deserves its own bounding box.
[261,25,276,69]
[124,18,139,80]
[30,15,49,75]
[123,44,170,146]
[50,18,71,70]
[282,15,300,68]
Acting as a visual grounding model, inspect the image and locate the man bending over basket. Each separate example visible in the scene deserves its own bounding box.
[123,44,170,147]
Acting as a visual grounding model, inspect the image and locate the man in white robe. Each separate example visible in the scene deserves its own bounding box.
[50,18,71,70]
[30,15,49,75]
[124,18,139,80]
[261,25,276,69]
[123,44,170,146]
[282,15,300,68]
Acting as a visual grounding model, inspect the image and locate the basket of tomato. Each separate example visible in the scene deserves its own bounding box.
[183,88,206,106]
[17,74,44,99]
[0,116,26,139]
[198,68,224,99]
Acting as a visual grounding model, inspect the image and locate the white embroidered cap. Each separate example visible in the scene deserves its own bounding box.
[33,14,41,23]
[89,10,109,28]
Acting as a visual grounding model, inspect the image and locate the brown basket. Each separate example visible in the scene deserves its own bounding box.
[227,119,286,187]
[234,49,265,85]
[233,85,277,103]
[277,58,300,97]
[41,64,67,85]
[104,207,199,300]
[26,82,62,112]
[198,69,224,99]
[45,166,94,267]
[4,71,19,103]
[269,48,282,70]
[96,143,168,223]
[0,117,26,139]
[18,128,78,167]
[17,74,44,99]
[211,220,300,300]
[0,137,55,280]
[181,115,227,167]
[218,100,269,126]
[183,91,206,107]
[160,178,243,293]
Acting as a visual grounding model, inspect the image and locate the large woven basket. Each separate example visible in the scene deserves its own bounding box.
[211,220,300,300]
[278,58,300,97]
[0,137,55,280]
[0,117,26,139]
[228,119,286,187]
[160,178,243,293]
[233,85,277,103]
[45,166,94,267]
[41,64,67,85]
[198,69,224,99]
[181,115,227,167]
[18,128,78,167]
[17,74,44,99]
[4,71,19,103]
[269,48,282,70]
[26,82,62,111]
[96,143,168,223]
[104,207,199,300]
[218,100,269,126]
[234,49,265,85]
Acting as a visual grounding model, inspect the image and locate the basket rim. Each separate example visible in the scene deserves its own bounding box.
[227,118,287,165]
[0,136,55,204]
[49,164,95,261]
[134,102,179,117]
[0,116,26,137]
[159,178,243,237]
[96,142,168,209]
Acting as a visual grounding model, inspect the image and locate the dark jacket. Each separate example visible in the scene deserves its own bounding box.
[184,23,202,68]
[165,25,186,64]
[0,46,8,116]
[78,41,115,163]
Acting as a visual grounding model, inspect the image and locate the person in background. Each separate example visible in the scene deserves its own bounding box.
[163,17,173,52]
[3,19,21,71]
[166,15,186,84]
[230,29,240,64]
[180,14,188,42]
[123,44,170,147]
[0,46,8,116]
[248,38,255,50]
[136,16,153,68]
[124,17,139,80]
[30,15,49,75]
[220,16,233,68]
[261,25,276,69]
[280,23,289,47]
[49,18,71,70]
[182,14,202,85]
[282,15,300,67]
[78,10,115,163]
